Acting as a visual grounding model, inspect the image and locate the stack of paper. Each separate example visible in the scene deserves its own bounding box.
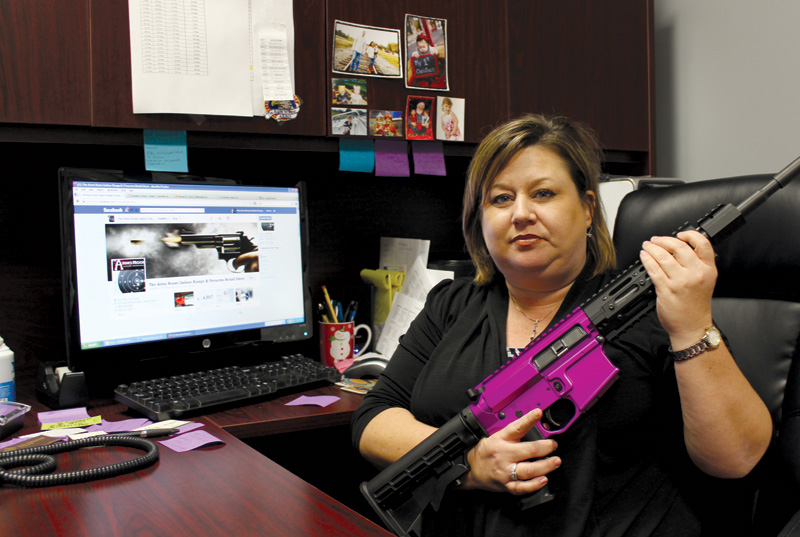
[374,237,454,358]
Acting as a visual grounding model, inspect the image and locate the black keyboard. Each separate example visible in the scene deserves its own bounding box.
[114,354,342,421]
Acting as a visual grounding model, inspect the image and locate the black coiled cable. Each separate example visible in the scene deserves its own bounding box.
[0,435,159,487]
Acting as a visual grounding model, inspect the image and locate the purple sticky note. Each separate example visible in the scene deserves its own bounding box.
[0,437,27,450]
[38,408,90,424]
[176,422,205,434]
[375,140,410,177]
[286,395,340,408]
[158,430,224,453]
[88,418,153,434]
[411,141,446,176]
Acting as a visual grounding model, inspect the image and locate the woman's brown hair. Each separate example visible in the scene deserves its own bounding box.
[462,114,616,284]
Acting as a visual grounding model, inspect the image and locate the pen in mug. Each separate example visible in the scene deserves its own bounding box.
[317,303,330,323]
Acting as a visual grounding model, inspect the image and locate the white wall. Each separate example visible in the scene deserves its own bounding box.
[654,0,800,181]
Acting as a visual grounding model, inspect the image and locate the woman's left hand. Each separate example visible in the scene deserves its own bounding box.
[640,229,772,478]
[639,230,717,344]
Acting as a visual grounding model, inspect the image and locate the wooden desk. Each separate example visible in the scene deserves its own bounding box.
[0,386,392,537]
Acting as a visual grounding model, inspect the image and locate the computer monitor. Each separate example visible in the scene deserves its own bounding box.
[58,168,312,388]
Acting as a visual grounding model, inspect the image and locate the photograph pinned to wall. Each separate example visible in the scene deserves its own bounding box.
[405,96,435,140]
[332,21,402,79]
[436,96,464,141]
[332,78,368,106]
[405,14,448,91]
[332,108,368,136]
[370,110,403,137]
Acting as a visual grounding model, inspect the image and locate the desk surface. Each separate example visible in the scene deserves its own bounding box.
[205,384,361,438]
[0,385,392,537]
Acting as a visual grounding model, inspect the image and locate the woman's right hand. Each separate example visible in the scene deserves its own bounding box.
[460,409,561,495]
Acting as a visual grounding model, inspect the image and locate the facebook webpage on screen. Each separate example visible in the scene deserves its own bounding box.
[70,181,305,349]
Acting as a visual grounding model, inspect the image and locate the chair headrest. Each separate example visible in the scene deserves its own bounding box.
[613,174,800,301]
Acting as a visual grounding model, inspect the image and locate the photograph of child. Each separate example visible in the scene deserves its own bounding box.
[333,21,402,79]
[370,111,403,137]
[405,14,448,90]
[332,108,367,136]
[331,79,368,106]
[436,96,464,141]
[405,96,435,140]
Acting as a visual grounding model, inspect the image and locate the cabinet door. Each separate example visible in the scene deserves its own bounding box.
[508,0,655,174]
[326,0,510,143]
[0,0,91,125]
[90,0,327,136]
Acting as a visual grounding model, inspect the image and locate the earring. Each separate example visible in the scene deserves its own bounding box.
[586,228,593,238]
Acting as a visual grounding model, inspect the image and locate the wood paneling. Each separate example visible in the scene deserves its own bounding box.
[508,0,655,174]
[0,0,91,125]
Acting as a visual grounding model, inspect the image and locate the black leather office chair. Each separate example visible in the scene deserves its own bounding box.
[612,174,800,536]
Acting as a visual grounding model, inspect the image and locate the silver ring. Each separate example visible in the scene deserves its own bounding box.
[510,462,518,482]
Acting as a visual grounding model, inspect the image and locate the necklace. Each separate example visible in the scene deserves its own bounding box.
[509,295,560,341]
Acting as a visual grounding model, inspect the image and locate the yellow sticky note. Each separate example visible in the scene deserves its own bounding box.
[41,415,102,430]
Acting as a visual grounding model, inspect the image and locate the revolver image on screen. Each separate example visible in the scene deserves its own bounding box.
[359,156,800,537]
[161,230,258,272]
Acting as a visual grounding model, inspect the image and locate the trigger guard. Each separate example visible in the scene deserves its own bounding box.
[539,398,578,435]
[227,258,245,273]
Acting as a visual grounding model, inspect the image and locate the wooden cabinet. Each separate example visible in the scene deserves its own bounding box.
[0,0,91,125]
[508,0,655,175]
[0,0,655,170]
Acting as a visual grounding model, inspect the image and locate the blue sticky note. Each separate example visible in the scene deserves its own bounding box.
[339,138,375,172]
[143,129,189,172]
[411,141,446,176]
[375,140,410,177]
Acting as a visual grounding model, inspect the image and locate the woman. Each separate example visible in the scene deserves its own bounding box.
[352,115,771,536]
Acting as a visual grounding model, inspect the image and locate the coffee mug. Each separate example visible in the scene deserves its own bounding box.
[319,321,372,368]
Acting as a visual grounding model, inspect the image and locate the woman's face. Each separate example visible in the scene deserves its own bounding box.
[481,145,594,287]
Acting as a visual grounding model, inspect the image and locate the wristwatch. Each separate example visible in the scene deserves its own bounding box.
[669,326,722,361]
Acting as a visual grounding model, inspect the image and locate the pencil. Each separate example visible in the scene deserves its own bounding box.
[321,285,338,322]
